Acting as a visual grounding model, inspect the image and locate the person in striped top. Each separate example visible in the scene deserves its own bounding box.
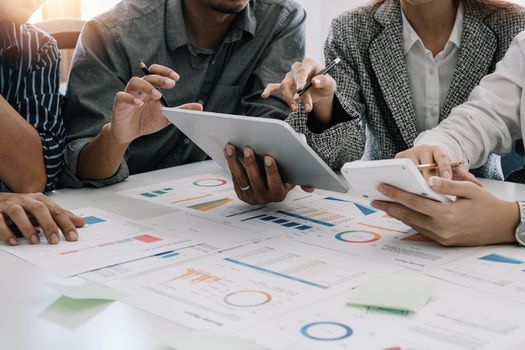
[0,1,85,246]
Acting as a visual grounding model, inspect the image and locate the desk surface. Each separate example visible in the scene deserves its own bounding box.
[2,160,525,349]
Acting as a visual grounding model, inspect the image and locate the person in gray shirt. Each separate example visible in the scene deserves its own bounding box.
[61,0,306,188]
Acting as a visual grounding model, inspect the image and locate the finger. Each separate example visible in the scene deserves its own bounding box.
[0,215,18,246]
[428,177,484,199]
[433,148,453,179]
[376,184,443,216]
[453,167,483,187]
[419,150,436,180]
[67,211,86,228]
[371,200,433,231]
[300,91,314,113]
[407,224,443,245]
[261,83,282,99]
[115,91,144,108]
[243,148,267,194]
[126,77,163,101]
[281,73,299,111]
[292,62,310,91]
[148,64,180,80]
[310,75,336,96]
[177,103,203,111]
[142,74,176,89]
[224,144,253,197]
[300,186,315,193]
[5,204,39,244]
[265,156,290,201]
[25,200,60,245]
[52,210,79,242]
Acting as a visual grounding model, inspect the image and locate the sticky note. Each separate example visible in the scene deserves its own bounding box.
[46,281,125,301]
[347,275,433,313]
[160,330,255,350]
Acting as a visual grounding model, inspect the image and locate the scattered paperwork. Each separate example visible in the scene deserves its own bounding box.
[160,329,256,350]
[347,275,433,313]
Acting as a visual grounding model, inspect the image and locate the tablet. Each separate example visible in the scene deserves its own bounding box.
[341,159,451,203]
[163,108,349,193]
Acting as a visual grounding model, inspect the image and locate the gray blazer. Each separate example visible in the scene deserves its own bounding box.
[286,0,525,179]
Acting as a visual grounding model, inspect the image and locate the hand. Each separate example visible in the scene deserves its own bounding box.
[224,144,315,205]
[396,145,481,185]
[261,58,337,123]
[0,193,85,246]
[110,64,202,145]
[0,0,43,23]
[371,177,519,247]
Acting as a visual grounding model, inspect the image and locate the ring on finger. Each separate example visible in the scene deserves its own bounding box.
[240,185,251,191]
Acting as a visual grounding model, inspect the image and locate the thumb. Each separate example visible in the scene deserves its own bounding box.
[453,167,483,187]
[178,103,204,111]
[429,176,483,199]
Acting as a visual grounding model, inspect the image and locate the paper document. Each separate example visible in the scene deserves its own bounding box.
[0,208,196,276]
[113,239,400,332]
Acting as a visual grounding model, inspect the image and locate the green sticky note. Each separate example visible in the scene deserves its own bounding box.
[46,281,125,301]
[161,330,255,350]
[347,275,433,313]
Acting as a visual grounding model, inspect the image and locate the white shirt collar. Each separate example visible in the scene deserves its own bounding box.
[402,3,464,55]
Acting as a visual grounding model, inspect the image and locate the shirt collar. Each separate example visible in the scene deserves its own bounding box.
[401,2,464,55]
[166,0,257,52]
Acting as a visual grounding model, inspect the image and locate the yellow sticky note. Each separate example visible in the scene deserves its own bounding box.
[347,275,433,313]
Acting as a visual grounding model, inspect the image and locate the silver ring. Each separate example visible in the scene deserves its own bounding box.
[240,185,251,191]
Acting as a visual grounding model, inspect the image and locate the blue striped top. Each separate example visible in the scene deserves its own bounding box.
[0,21,65,192]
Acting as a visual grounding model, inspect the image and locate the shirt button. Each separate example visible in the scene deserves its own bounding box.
[184,138,190,145]
[429,67,437,75]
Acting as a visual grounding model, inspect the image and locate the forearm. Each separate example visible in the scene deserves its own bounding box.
[77,123,129,181]
[312,95,334,124]
[0,100,46,192]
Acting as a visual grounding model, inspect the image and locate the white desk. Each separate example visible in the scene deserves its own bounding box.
[2,160,525,349]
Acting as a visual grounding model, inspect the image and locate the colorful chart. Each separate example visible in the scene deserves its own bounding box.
[242,214,312,231]
[479,254,524,265]
[223,290,272,307]
[140,187,174,198]
[300,321,353,341]
[192,178,228,187]
[167,268,222,284]
[188,198,233,211]
[323,197,376,216]
[154,251,180,259]
[335,230,381,243]
[84,216,106,225]
[59,234,162,255]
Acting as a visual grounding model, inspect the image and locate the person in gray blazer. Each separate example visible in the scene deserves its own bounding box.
[225,0,525,205]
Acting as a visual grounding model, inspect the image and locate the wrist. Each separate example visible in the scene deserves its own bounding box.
[506,201,521,243]
[312,94,335,124]
[104,123,132,148]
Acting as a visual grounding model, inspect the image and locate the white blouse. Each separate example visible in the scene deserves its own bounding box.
[402,4,464,132]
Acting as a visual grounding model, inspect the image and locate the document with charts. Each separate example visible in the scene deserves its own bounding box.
[81,243,218,284]
[113,238,401,333]
[425,246,525,304]
[239,277,525,350]
[260,192,479,270]
[0,208,196,277]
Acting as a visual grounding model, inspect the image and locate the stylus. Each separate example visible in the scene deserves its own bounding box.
[139,61,171,107]
[297,57,341,97]
[416,160,465,171]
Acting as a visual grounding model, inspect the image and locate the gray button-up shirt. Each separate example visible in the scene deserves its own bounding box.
[61,0,306,188]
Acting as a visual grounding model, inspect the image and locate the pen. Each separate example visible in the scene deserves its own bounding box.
[416,160,465,171]
[297,57,341,97]
[139,61,171,107]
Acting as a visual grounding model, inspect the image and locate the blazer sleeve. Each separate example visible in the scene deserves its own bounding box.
[285,16,367,171]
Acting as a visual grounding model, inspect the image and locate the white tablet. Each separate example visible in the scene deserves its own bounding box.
[341,159,451,203]
[163,108,349,193]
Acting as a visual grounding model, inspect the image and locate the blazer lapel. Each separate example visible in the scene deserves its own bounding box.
[370,1,419,148]
[440,7,497,121]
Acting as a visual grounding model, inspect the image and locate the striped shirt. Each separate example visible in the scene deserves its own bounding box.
[0,21,65,192]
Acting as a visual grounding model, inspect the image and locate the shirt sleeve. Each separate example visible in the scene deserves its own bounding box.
[415,32,525,170]
[61,19,130,188]
[285,16,366,171]
[239,5,306,120]
[15,38,65,192]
